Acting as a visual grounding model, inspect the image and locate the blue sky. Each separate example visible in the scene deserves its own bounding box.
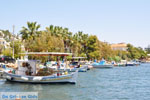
[0,0,150,48]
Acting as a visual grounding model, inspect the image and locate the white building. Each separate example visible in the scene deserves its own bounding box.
[0,38,10,48]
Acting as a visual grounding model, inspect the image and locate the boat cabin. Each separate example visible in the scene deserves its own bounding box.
[17,60,38,76]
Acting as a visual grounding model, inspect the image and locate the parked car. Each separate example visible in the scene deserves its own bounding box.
[0,56,15,63]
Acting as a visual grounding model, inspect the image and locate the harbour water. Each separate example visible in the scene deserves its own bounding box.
[0,64,150,100]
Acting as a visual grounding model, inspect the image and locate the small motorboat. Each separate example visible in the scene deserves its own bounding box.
[69,61,88,72]
[92,60,113,68]
[84,61,93,69]
[45,61,87,72]
[113,60,127,67]
[66,66,88,72]
[126,61,135,66]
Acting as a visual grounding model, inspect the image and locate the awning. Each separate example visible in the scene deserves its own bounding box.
[72,57,87,59]
[20,52,72,56]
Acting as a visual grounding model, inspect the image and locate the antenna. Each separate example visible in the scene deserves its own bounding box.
[13,25,15,59]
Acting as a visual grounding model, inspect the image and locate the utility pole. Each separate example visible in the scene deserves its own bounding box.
[13,25,15,59]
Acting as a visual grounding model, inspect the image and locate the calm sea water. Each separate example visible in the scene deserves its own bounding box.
[0,64,150,100]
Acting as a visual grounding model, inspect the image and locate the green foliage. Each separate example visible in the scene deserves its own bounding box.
[0,30,12,42]
[17,22,147,61]
[20,22,41,40]
[46,25,73,53]
[99,42,112,60]
[0,44,4,54]
[127,44,147,59]
[24,31,64,52]
[113,56,121,62]
[86,35,101,59]
[2,48,12,57]
[10,40,22,59]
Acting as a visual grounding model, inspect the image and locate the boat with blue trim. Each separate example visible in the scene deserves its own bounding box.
[92,59,113,68]
[2,52,78,84]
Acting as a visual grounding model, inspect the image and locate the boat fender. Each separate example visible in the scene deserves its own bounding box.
[33,77,42,81]
[21,77,29,81]
[65,71,68,75]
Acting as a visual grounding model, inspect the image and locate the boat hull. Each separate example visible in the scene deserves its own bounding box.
[93,65,113,68]
[3,71,78,84]
[66,66,88,72]
[0,71,3,78]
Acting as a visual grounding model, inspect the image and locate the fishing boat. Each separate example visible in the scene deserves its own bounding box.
[3,52,78,84]
[92,60,113,68]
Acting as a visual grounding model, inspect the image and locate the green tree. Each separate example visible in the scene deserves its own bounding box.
[2,48,12,57]
[127,44,147,59]
[24,31,64,52]
[0,44,4,54]
[0,30,12,42]
[86,35,101,60]
[46,25,73,52]
[20,22,40,40]
[10,40,22,59]
[99,41,112,60]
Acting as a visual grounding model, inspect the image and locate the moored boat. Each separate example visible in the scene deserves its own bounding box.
[2,52,78,84]
[92,60,113,68]
[3,70,78,84]
[92,64,112,68]
[69,61,88,72]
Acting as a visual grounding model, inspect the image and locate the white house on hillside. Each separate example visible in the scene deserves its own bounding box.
[0,38,10,49]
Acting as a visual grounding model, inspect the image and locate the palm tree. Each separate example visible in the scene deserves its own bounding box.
[20,22,40,40]
[46,26,73,52]
[72,31,88,56]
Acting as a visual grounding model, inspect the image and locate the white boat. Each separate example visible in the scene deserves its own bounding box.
[69,57,89,72]
[0,67,13,78]
[66,66,88,72]
[85,62,93,69]
[69,61,88,72]
[45,61,87,72]
[2,52,78,84]
[3,70,78,84]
